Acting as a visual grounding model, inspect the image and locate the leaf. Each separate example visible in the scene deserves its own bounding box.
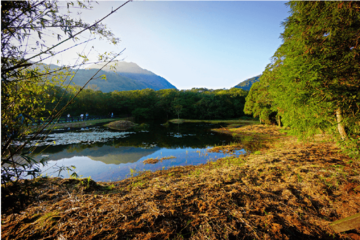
[71,172,79,178]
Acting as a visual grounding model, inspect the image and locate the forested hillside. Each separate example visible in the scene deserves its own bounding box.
[233,75,261,91]
[244,1,360,156]
[45,87,248,122]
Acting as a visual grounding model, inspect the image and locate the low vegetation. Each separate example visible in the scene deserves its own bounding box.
[168,118,258,125]
[33,118,123,131]
[104,119,136,131]
[143,156,176,165]
[2,124,359,239]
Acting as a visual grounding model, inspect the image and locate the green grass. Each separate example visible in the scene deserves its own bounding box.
[104,120,137,131]
[168,118,259,125]
[34,118,123,131]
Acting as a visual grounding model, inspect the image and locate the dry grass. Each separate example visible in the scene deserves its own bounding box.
[143,156,176,165]
[2,124,360,239]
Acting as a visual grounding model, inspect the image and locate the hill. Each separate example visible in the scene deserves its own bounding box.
[43,61,177,92]
[233,75,261,91]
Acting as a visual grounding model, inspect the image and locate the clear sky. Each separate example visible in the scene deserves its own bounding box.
[44,1,290,90]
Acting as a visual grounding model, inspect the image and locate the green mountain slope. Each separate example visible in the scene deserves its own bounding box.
[85,61,177,91]
[68,68,150,92]
[42,62,177,92]
[234,75,261,91]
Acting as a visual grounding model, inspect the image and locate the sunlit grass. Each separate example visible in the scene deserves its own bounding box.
[104,120,136,130]
[143,156,176,164]
[32,117,124,131]
[3,124,360,240]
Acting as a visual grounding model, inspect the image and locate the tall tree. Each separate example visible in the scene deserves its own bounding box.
[292,1,360,141]
[244,68,277,125]
[261,1,359,154]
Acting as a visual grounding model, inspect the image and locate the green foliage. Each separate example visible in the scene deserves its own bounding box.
[132,108,152,122]
[1,0,125,185]
[44,87,249,122]
[1,63,72,184]
[260,108,276,125]
[244,75,277,125]
[244,1,360,155]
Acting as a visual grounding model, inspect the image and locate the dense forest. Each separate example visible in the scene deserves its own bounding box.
[45,86,249,122]
[244,1,360,156]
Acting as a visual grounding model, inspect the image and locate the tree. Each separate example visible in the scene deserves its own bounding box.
[173,104,183,120]
[156,89,178,120]
[244,69,278,125]
[257,1,359,155]
[290,1,360,141]
[1,0,131,184]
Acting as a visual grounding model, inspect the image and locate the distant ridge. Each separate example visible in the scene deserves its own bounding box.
[233,75,261,91]
[87,61,153,75]
[43,61,177,92]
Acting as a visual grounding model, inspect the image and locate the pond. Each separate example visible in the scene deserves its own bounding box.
[28,123,245,182]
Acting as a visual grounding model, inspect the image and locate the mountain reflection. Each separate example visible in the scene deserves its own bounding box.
[34,145,160,164]
[30,123,233,165]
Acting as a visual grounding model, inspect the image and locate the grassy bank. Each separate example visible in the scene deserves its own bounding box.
[168,118,259,126]
[32,118,123,131]
[2,125,360,239]
[104,120,136,131]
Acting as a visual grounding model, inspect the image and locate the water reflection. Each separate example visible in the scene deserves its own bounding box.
[30,123,243,181]
[35,145,160,164]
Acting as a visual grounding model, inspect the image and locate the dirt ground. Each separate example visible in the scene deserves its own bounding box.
[2,124,360,239]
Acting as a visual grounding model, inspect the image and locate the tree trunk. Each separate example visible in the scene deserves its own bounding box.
[336,107,348,140]
[277,115,281,127]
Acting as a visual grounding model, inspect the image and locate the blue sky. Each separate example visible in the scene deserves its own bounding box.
[46,1,290,89]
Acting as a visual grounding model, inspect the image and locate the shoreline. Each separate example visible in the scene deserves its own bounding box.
[30,118,123,131]
[2,124,359,239]
[168,118,259,126]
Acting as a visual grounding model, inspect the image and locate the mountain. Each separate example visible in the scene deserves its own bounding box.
[33,145,160,165]
[233,75,261,91]
[44,61,177,92]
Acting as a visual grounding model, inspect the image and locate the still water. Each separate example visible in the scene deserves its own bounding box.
[29,123,244,181]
